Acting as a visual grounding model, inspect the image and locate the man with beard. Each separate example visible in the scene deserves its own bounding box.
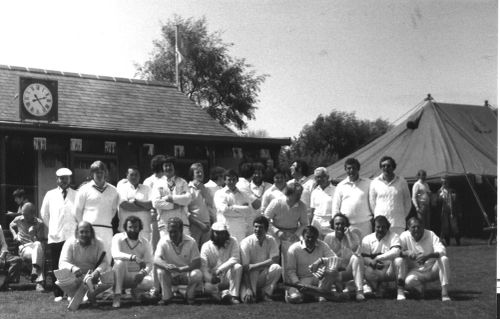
[240,216,281,303]
[399,217,451,301]
[74,161,119,264]
[360,216,404,299]
[323,214,365,301]
[200,222,242,304]
[111,216,154,308]
[332,158,373,238]
[41,168,78,301]
[9,202,45,291]
[154,217,202,305]
[152,156,191,237]
[369,156,411,235]
[286,226,337,304]
[57,221,111,308]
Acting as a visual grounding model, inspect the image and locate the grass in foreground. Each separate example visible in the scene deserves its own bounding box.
[0,238,496,319]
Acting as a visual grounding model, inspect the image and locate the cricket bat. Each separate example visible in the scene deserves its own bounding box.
[67,252,106,311]
[283,282,341,301]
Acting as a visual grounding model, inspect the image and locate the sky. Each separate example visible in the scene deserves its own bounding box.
[0,0,496,138]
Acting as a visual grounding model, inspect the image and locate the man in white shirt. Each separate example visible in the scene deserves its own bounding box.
[323,214,365,301]
[152,156,191,237]
[200,222,242,304]
[236,162,261,235]
[264,183,308,282]
[240,216,281,303]
[412,170,431,229]
[332,158,373,238]
[360,216,404,299]
[369,156,411,235]
[142,155,167,190]
[261,170,287,213]
[154,217,202,305]
[399,217,451,301]
[288,160,315,219]
[74,161,119,264]
[310,167,336,237]
[56,221,112,308]
[41,167,78,301]
[286,226,337,304]
[214,170,253,243]
[111,216,154,308]
[117,166,153,243]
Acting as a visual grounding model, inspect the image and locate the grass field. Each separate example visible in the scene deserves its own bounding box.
[0,238,496,319]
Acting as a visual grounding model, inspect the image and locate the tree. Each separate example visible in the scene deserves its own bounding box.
[280,110,392,170]
[136,16,267,130]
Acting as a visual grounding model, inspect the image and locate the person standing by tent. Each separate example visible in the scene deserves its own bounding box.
[437,176,461,246]
[332,158,373,238]
[369,156,411,235]
[412,170,431,229]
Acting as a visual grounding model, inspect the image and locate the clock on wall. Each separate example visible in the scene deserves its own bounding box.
[19,77,58,121]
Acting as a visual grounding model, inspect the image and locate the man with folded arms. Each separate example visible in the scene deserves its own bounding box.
[398,217,451,301]
[214,169,253,243]
[200,222,242,304]
[359,215,404,299]
[152,156,191,237]
[117,166,153,243]
[111,216,154,308]
[57,221,111,308]
[154,217,202,305]
[240,216,281,303]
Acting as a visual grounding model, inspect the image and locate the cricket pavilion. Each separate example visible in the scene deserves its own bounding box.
[0,65,289,225]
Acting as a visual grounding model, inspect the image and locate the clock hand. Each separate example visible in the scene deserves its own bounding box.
[33,95,47,109]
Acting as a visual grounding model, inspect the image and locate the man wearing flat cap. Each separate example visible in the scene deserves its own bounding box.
[41,167,78,301]
[200,222,242,304]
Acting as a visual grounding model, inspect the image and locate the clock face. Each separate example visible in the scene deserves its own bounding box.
[22,83,53,116]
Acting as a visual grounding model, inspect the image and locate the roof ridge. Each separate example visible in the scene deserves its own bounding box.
[0,64,176,88]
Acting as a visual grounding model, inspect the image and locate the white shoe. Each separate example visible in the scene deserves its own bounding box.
[355,292,366,301]
[362,284,373,294]
[54,296,63,302]
[442,295,451,302]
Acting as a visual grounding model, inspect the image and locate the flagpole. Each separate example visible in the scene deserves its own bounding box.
[175,24,180,90]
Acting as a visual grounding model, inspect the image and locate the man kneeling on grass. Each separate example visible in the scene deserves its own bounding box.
[200,222,242,304]
[286,226,338,304]
[398,217,451,301]
[111,216,154,308]
[57,221,112,308]
[240,216,281,303]
[154,217,202,305]
[359,216,404,299]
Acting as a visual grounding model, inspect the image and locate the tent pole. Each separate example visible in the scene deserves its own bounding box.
[463,174,491,227]
[431,101,492,228]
